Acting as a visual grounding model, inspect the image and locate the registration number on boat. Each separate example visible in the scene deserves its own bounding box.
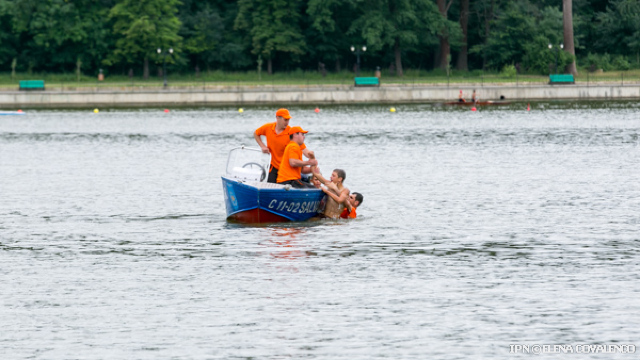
[268,200,320,213]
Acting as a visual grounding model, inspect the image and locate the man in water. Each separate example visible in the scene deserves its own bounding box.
[311,168,350,218]
[254,108,314,183]
[276,126,318,188]
[339,192,363,219]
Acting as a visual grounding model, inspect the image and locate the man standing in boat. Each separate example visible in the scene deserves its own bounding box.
[254,108,315,183]
[276,126,318,188]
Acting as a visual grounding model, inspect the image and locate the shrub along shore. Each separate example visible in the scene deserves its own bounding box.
[1,69,640,91]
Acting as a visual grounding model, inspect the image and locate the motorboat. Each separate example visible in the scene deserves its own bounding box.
[221,146,325,223]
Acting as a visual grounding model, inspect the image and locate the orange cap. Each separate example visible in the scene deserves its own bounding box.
[275,108,292,119]
[288,126,308,135]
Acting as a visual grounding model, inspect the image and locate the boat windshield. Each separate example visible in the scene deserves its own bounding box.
[225,146,271,182]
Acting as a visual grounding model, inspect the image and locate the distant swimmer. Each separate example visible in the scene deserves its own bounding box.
[312,168,349,219]
[276,126,318,188]
[254,108,315,183]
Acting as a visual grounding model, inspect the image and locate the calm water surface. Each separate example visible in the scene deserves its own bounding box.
[1,102,639,359]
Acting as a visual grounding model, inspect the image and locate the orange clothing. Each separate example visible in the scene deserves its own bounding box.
[340,207,357,219]
[276,142,303,183]
[255,122,306,169]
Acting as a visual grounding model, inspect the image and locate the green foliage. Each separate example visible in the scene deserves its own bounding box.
[612,55,631,70]
[0,0,637,76]
[235,0,306,63]
[501,64,517,78]
[181,4,223,62]
[350,0,444,52]
[471,2,537,70]
[595,0,640,57]
[584,53,631,71]
[107,0,182,66]
[306,0,354,64]
[0,0,114,72]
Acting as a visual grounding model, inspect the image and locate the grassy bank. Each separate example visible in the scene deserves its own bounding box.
[1,69,639,90]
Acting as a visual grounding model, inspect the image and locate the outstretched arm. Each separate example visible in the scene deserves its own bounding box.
[289,158,318,168]
[313,168,339,193]
[312,167,329,185]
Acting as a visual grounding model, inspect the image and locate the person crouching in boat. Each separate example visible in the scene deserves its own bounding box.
[311,168,349,219]
[276,126,318,188]
[339,192,363,219]
[254,108,315,183]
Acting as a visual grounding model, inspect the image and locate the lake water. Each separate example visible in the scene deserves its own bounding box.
[1,102,639,359]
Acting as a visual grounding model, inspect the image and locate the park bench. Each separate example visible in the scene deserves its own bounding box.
[549,74,574,85]
[354,77,380,87]
[19,80,45,91]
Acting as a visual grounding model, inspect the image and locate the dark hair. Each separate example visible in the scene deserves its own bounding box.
[334,169,346,182]
[353,192,363,205]
[289,134,293,140]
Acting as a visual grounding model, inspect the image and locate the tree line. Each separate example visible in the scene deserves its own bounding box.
[0,0,638,78]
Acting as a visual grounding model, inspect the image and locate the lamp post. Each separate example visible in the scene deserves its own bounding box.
[350,45,367,76]
[157,48,174,87]
[548,43,563,74]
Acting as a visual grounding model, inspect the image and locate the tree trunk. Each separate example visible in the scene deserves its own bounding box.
[394,38,403,77]
[437,0,450,71]
[456,0,469,71]
[268,58,272,75]
[563,0,578,75]
[483,0,495,69]
[143,56,149,80]
[335,58,341,72]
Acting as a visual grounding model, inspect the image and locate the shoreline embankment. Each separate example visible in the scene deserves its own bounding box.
[1,83,639,108]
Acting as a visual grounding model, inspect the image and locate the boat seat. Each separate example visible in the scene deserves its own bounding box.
[229,166,263,181]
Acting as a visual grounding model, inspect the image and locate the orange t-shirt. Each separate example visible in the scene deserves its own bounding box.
[340,207,357,219]
[255,122,306,169]
[276,142,303,183]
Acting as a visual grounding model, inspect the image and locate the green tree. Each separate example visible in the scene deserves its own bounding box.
[234,0,306,74]
[107,0,182,79]
[179,0,223,71]
[0,0,17,68]
[1,0,113,73]
[471,1,538,70]
[595,0,640,65]
[306,0,355,72]
[350,0,445,77]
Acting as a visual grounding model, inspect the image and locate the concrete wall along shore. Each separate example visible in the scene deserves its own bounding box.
[1,84,640,108]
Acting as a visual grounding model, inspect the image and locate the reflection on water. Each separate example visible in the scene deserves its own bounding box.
[265,228,309,260]
[1,102,640,359]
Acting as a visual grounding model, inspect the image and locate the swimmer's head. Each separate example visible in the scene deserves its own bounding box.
[331,169,346,183]
[349,192,363,207]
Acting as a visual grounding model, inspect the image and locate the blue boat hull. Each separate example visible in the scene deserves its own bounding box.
[222,177,325,223]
